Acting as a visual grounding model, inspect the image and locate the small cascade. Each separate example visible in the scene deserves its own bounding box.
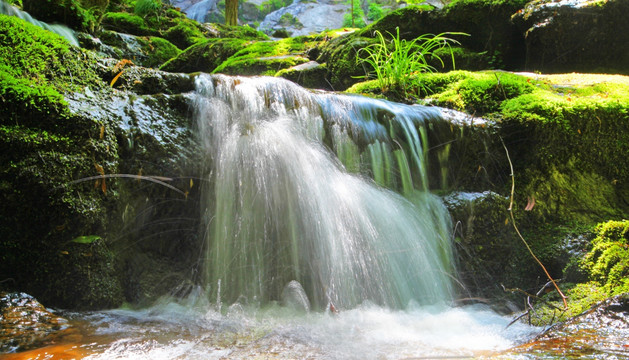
[193,74,467,310]
[0,0,79,46]
[184,0,218,22]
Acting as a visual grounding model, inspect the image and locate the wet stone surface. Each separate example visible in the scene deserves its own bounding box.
[510,293,629,358]
[0,292,79,353]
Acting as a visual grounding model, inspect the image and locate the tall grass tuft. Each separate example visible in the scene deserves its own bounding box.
[359,27,466,98]
[134,0,162,17]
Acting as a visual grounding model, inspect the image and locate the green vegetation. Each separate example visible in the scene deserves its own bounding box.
[160,38,248,73]
[530,220,628,325]
[278,13,303,29]
[258,0,292,17]
[101,11,155,35]
[582,220,629,294]
[141,36,182,68]
[0,14,101,124]
[343,0,366,28]
[134,0,162,17]
[163,21,206,50]
[358,27,465,99]
[211,36,316,75]
[21,0,107,33]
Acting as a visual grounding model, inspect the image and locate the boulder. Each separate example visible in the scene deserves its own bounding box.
[0,292,78,353]
[513,0,629,74]
[519,293,629,358]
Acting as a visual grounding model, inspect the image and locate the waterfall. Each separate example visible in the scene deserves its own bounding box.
[193,74,459,310]
[0,0,79,46]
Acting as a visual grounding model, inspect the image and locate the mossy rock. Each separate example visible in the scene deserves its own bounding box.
[358,1,527,70]
[581,220,629,294]
[160,38,248,73]
[0,14,103,125]
[512,0,629,74]
[276,61,331,90]
[316,34,377,90]
[203,22,270,40]
[101,11,156,36]
[22,0,106,33]
[163,21,207,50]
[98,31,181,68]
[141,36,181,68]
[212,36,318,76]
[443,191,521,298]
[44,238,124,309]
[216,55,310,76]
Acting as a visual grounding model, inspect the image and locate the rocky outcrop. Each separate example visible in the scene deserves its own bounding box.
[0,292,77,353]
[516,293,629,358]
[513,0,629,74]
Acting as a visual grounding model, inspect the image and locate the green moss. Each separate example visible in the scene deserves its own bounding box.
[581,220,629,294]
[163,21,206,50]
[160,38,248,73]
[140,36,181,68]
[316,34,377,90]
[530,220,629,325]
[22,0,106,33]
[0,14,102,124]
[216,55,309,76]
[205,23,269,40]
[101,11,154,36]
[212,37,314,76]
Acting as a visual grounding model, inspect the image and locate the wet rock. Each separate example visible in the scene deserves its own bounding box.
[512,0,629,73]
[98,58,196,95]
[160,38,248,73]
[0,292,77,353]
[97,31,181,69]
[260,0,349,37]
[443,191,520,299]
[276,61,332,90]
[517,293,629,358]
[281,280,311,312]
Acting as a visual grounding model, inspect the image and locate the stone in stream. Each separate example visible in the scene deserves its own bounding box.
[0,292,80,353]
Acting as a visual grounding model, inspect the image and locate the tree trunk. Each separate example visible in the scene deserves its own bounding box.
[225,0,238,26]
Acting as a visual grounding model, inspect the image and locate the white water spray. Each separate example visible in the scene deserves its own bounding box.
[194,74,458,310]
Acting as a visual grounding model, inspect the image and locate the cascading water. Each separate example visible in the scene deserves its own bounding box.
[0,0,79,46]
[194,74,456,310]
[5,74,540,359]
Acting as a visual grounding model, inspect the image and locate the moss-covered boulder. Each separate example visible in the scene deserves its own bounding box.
[22,0,107,33]
[315,33,376,90]
[160,38,249,73]
[0,13,201,309]
[512,0,629,74]
[101,11,156,36]
[98,31,181,68]
[443,191,527,301]
[360,1,528,68]
[163,21,207,50]
[276,61,331,90]
[580,220,629,294]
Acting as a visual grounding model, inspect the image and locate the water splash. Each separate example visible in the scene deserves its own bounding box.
[0,0,79,46]
[194,74,460,310]
[72,296,539,359]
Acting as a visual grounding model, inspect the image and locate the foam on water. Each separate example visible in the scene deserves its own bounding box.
[76,297,538,360]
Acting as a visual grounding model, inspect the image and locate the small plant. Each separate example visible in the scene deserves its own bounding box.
[134,0,162,17]
[358,27,466,98]
[343,0,366,28]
